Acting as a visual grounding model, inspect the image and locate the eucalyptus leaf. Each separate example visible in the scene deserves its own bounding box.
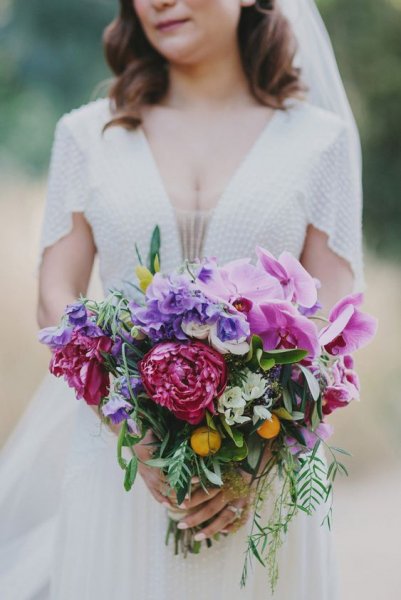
[299,365,320,401]
[219,416,244,447]
[144,457,170,468]
[282,389,293,413]
[263,348,308,364]
[148,225,161,274]
[206,411,218,431]
[273,407,293,421]
[247,434,264,471]
[124,455,138,492]
[200,459,223,486]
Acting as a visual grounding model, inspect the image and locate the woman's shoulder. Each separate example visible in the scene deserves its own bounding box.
[282,97,351,150]
[54,97,113,148]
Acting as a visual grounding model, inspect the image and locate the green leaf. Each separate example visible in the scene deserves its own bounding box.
[245,335,275,371]
[273,407,293,420]
[117,420,128,470]
[263,348,309,365]
[144,457,170,468]
[206,411,218,431]
[246,434,264,471]
[200,458,223,486]
[299,365,320,401]
[311,404,321,431]
[282,389,293,414]
[134,242,143,266]
[159,431,170,457]
[249,538,266,567]
[148,225,161,274]
[219,416,244,447]
[124,455,138,491]
[217,440,248,462]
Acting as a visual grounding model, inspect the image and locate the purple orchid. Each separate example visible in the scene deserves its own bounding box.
[286,422,334,455]
[248,300,320,358]
[196,257,283,307]
[322,354,360,415]
[256,247,318,309]
[319,293,378,356]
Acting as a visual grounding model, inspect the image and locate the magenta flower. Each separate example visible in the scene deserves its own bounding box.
[49,330,112,405]
[138,341,228,425]
[197,257,282,307]
[286,422,334,455]
[319,293,377,356]
[322,355,360,415]
[256,247,318,309]
[248,300,320,358]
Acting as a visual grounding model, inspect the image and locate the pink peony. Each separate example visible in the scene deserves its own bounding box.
[50,330,112,405]
[138,341,228,425]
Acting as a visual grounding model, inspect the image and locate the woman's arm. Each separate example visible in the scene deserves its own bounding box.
[37,217,173,505]
[37,212,96,328]
[300,225,355,313]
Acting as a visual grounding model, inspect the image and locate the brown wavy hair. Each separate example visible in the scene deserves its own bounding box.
[102,0,306,132]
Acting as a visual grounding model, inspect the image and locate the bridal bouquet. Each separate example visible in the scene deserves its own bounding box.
[39,227,376,591]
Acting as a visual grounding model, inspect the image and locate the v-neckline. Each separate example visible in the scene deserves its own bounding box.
[137,108,283,221]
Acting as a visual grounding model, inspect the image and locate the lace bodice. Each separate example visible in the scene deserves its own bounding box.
[38,96,364,292]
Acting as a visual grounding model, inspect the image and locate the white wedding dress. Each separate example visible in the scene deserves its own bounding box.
[0,96,363,600]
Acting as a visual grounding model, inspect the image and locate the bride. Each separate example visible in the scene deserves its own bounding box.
[0,0,364,598]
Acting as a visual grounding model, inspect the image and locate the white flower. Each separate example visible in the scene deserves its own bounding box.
[217,386,251,426]
[242,370,268,402]
[181,320,211,340]
[252,405,272,425]
[208,323,250,355]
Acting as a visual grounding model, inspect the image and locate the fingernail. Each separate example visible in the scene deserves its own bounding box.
[177,522,189,530]
[162,502,170,508]
[194,532,206,541]
[191,477,200,483]
[221,529,229,534]
[178,502,187,509]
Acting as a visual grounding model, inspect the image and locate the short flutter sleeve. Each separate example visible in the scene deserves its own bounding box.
[305,122,365,291]
[37,116,89,271]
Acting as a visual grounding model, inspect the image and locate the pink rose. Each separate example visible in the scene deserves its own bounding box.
[138,341,228,424]
[50,331,112,405]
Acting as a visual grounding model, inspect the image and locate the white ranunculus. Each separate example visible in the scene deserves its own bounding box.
[181,320,211,340]
[218,386,251,425]
[208,323,250,355]
[242,370,268,402]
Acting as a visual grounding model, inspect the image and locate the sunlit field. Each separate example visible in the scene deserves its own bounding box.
[1,179,400,599]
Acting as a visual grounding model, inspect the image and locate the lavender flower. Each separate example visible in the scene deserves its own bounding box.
[65,302,88,326]
[37,324,73,349]
[102,394,132,425]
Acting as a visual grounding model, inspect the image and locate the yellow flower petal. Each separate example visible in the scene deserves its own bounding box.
[135,265,153,292]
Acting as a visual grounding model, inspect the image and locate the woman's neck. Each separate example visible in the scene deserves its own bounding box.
[163,49,254,111]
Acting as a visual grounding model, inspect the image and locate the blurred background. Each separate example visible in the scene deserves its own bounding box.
[0,0,400,598]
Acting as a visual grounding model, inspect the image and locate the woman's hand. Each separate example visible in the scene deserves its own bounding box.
[134,430,177,506]
[176,470,253,541]
[176,444,273,540]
